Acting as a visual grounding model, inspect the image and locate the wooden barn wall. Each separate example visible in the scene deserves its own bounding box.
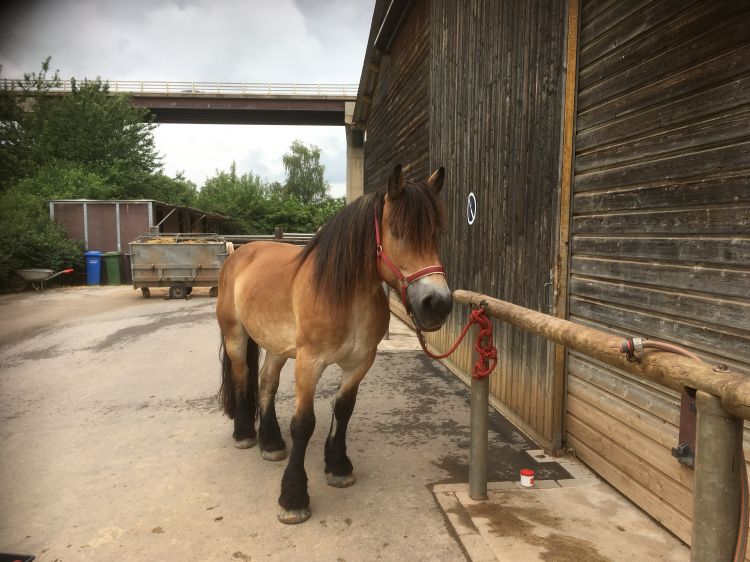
[567,0,750,546]
[363,0,430,193]
[427,0,568,446]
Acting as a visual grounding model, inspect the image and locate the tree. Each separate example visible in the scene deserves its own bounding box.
[282,140,330,204]
[0,57,62,190]
[1,57,159,197]
[196,162,271,233]
[195,160,345,235]
[0,187,83,282]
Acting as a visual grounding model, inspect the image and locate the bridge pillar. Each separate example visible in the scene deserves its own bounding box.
[345,102,364,203]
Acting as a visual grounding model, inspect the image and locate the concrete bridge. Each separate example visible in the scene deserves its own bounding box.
[2,79,357,125]
[2,78,364,199]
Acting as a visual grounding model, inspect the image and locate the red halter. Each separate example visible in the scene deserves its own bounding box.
[374,215,446,313]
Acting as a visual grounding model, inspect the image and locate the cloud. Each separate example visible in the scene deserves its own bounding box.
[2,0,372,81]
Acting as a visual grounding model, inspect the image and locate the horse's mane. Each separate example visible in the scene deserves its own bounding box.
[298,182,446,307]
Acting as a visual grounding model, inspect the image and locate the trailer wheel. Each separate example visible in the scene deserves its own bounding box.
[209,287,218,298]
[141,287,151,298]
[169,284,188,300]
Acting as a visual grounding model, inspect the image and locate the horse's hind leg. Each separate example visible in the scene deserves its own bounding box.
[325,353,376,488]
[258,352,287,461]
[220,329,259,449]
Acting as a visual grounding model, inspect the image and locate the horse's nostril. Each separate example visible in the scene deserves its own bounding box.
[436,293,453,316]
[421,292,452,317]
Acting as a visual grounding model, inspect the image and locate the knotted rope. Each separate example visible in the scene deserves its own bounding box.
[415,306,498,380]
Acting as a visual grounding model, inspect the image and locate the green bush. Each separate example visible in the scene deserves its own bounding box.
[0,188,84,284]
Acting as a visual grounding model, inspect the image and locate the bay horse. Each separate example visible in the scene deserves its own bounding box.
[215,164,452,524]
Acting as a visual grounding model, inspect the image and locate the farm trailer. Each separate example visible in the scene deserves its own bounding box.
[129,233,229,299]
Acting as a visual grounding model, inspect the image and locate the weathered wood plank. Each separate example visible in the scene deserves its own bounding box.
[566,433,693,545]
[569,311,750,378]
[567,391,692,492]
[568,354,680,430]
[578,43,750,132]
[571,236,750,268]
[575,109,750,173]
[579,0,666,63]
[569,295,750,363]
[574,141,750,192]
[566,413,693,517]
[364,0,430,193]
[576,75,750,152]
[579,10,750,111]
[578,1,746,89]
[572,206,750,235]
[569,275,750,330]
[570,256,750,299]
[572,177,750,213]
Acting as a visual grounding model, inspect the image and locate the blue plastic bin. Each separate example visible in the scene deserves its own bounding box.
[85,250,103,285]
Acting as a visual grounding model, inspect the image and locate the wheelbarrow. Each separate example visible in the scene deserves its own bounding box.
[13,268,74,291]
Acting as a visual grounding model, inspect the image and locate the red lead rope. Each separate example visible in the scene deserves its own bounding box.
[415,307,498,380]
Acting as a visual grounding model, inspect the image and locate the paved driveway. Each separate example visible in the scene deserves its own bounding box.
[0,286,567,561]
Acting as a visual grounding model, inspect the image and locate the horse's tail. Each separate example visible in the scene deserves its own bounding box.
[218,335,260,421]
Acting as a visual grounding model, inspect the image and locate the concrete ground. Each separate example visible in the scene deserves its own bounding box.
[0,286,688,561]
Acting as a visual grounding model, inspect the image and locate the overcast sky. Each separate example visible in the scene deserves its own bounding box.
[0,0,375,197]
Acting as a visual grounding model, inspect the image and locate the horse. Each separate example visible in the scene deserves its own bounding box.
[215,164,452,524]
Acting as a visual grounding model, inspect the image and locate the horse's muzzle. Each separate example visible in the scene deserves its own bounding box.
[408,283,453,332]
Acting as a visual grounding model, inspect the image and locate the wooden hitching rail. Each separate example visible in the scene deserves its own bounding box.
[454,289,750,421]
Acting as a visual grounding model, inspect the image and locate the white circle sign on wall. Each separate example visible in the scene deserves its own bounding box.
[467,192,477,225]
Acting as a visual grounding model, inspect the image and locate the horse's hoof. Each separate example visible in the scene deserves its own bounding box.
[277,508,311,524]
[234,437,257,449]
[262,449,287,461]
[326,473,356,488]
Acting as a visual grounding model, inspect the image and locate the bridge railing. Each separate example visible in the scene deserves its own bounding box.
[0,78,358,97]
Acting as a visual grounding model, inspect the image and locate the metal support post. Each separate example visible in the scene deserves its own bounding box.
[691,390,744,562]
[469,321,489,500]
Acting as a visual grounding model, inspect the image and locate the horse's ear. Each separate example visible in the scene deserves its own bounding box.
[426,167,445,194]
[388,164,405,199]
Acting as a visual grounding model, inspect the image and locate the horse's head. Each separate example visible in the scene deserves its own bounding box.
[378,164,452,332]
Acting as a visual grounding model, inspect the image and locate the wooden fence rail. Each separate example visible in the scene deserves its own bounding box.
[452,289,747,561]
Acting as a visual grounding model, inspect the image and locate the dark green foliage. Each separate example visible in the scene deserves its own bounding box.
[0,187,84,282]
[1,58,159,193]
[196,160,344,234]
[282,140,330,205]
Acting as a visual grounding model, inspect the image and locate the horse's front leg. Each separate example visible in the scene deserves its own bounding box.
[277,353,324,524]
[325,352,376,488]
